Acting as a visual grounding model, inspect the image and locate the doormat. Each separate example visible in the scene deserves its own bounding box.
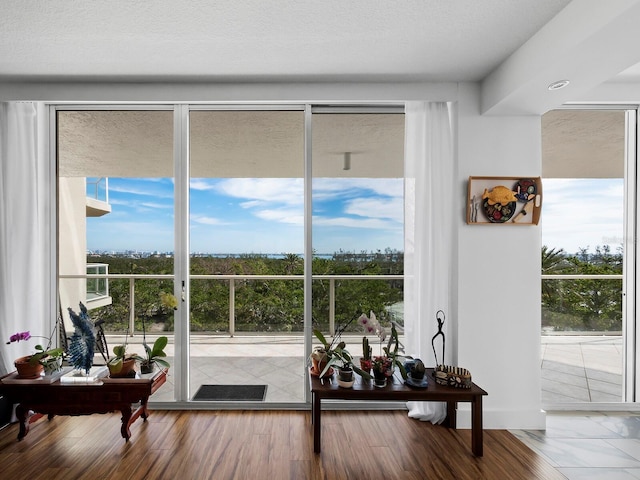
[192,384,267,401]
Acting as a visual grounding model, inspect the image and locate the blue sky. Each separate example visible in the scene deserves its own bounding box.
[88,177,623,256]
[541,178,624,255]
[88,177,404,254]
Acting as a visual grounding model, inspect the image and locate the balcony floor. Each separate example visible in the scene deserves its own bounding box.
[108,333,624,405]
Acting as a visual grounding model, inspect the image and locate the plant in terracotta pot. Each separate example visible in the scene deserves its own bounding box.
[360,336,372,375]
[7,331,64,379]
[107,338,136,378]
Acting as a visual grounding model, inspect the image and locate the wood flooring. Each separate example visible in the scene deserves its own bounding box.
[0,410,563,479]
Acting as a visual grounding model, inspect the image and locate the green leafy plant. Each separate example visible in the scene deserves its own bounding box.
[134,336,170,374]
[312,328,371,380]
[6,331,64,366]
[382,324,410,380]
[107,343,131,374]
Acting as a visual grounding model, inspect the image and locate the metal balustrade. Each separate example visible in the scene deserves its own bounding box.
[60,273,404,336]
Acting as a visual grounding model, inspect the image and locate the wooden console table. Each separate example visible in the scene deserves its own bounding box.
[308,368,487,456]
[0,368,167,442]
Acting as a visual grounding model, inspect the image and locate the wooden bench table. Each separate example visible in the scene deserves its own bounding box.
[308,367,488,456]
[0,368,167,442]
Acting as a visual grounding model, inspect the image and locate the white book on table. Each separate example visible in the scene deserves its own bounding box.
[60,366,109,384]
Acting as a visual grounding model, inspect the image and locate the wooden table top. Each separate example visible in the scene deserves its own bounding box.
[308,367,487,401]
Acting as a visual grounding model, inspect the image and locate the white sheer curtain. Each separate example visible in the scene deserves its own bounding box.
[404,101,455,424]
[0,102,50,375]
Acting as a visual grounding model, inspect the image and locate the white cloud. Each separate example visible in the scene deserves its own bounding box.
[109,183,173,199]
[140,202,172,209]
[313,216,396,230]
[216,178,303,205]
[254,209,304,225]
[345,197,403,222]
[190,179,216,191]
[542,178,624,253]
[190,214,226,226]
[313,178,403,199]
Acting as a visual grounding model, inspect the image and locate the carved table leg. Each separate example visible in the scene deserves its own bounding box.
[140,396,149,421]
[15,404,30,441]
[120,405,133,441]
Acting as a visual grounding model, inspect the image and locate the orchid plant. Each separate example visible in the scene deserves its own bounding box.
[358,311,409,380]
[312,312,372,380]
[7,330,64,367]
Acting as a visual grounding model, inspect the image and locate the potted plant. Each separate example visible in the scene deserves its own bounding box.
[133,310,170,374]
[372,355,393,387]
[107,337,136,378]
[382,324,409,380]
[312,328,372,382]
[360,336,372,374]
[7,331,64,379]
[133,336,170,374]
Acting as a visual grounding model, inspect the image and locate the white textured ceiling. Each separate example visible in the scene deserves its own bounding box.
[0,0,569,82]
[3,0,640,114]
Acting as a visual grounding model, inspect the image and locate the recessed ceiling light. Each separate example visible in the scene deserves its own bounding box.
[548,80,570,91]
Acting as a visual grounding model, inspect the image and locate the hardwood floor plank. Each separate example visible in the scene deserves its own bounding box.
[0,410,564,480]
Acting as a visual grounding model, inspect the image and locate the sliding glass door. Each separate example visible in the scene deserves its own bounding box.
[541,108,635,406]
[311,110,405,365]
[56,104,405,406]
[188,108,305,403]
[57,108,175,401]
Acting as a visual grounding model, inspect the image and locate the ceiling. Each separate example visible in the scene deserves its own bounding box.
[4,1,640,114]
[0,0,570,83]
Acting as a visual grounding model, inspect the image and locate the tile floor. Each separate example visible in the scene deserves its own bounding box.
[542,335,623,404]
[514,412,640,480]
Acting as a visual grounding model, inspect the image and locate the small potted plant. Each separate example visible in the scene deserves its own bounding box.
[134,336,170,374]
[382,324,409,380]
[311,328,372,383]
[372,356,393,387]
[133,313,170,374]
[107,335,136,378]
[7,331,64,379]
[360,336,372,375]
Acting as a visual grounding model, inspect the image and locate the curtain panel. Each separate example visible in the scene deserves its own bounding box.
[403,101,455,423]
[0,102,50,375]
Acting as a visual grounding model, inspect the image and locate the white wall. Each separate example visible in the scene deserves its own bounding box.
[456,83,544,429]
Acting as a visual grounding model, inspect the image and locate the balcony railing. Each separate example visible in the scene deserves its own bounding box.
[69,272,623,336]
[541,273,623,335]
[86,177,109,203]
[86,263,109,300]
[60,273,404,336]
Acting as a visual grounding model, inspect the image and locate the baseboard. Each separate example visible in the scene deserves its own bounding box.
[455,405,546,430]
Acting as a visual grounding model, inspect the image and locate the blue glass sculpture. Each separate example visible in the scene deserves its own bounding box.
[67,302,96,374]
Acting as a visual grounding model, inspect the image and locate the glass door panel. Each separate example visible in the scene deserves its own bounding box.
[57,109,175,401]
[188,109,305,403]
[311,112,405,365]
[541,109,626,405]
